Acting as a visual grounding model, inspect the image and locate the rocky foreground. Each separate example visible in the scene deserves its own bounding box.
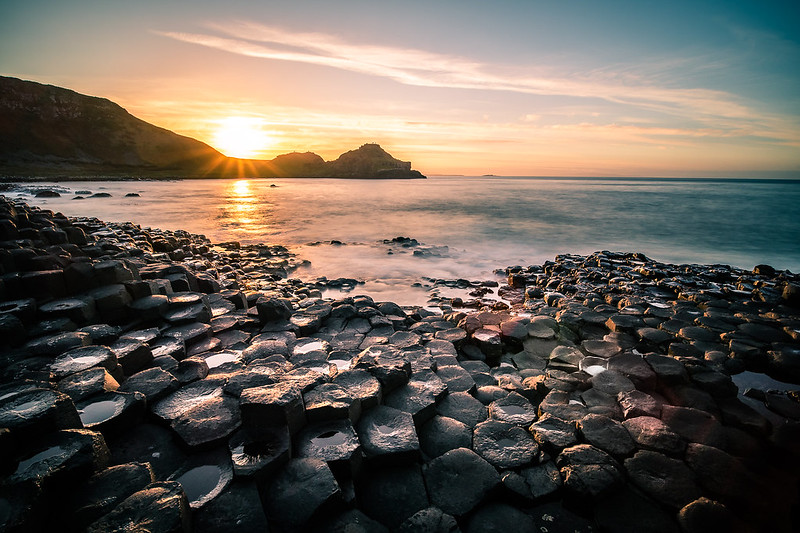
[0,196,798,533]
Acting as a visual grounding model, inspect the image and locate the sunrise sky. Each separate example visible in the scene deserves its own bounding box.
[2,0,799,177]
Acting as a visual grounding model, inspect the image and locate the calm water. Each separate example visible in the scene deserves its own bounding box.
[7,176,800,304]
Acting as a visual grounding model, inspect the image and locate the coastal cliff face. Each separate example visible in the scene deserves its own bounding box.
[0,77,426,179]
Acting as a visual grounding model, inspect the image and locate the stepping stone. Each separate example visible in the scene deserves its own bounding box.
[353,345,412,393]
[396,507,457,533]
[660,405,727,448]
[519,461,563,500]
[76,391,145,435]
[556,444,624,499]
[239,382,306,435]
[266,458,341,531]
[295,419,362,476]
[152,381,223,424]
[358,464,429,529]
[576,414,636,457]
[168,449,233,509]
[418,415,472,459]
[678,497,743,533]
[582,339,621,359]
[304,383,360,422]
[617,389,661,419]
[435,365,476,394]
[0,388,82,441]
[436,391,487,428]
[423,447,500,516]
[473,419,537,469]
[193,480,269,533]
[590,369,635,396]
[488,391,537,426]
[357,406,419,465]
[170,394,241,449]
[50,345,119,380]
[529,413,578,453]
[228,425,290,481]
[625,450,701,509]
[622,416,685,455]
[110,338,153,377]
[607,352,657,390]
[465,503,537,533]
[56,366,120,403]
[85,481,190,533]
[333,369,382,410]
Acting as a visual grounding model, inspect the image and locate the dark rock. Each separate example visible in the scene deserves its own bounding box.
[624,450,701,509]
[192,481,269,533]
[677,497,746,533]
[473,419,537,468]
[594,487,680,533]
[465,503,537,533]
[660,405,727,448]
[0,388,82,443]
[357,464,429,529]
[418,415,472,459]
[266,458,341,531]
[333,369,382,410]
[228,425,290,481]
[435,364,476,394]
[50,345,119,379]
[304,382,359,422]
[577,413,636,457]
[76,391,146,435]
[622,416,685,455]
[617,389,661,419]
[239,382,306,435]
[436,391,487,428]
[519,461,563,500]
[169,393,241,449]
[168,449,233,509]
[357,405,419,465]
[111,337,153,376]
[57,367,120,402]
[85,481,190,533]
[590,369,636,395]
[396,507,458,533]
[295,419,362,476]
[488,391,537,426]
[556,444,624,500]
[321,509,390,533]
[353,345,412,393]
[423,447,500,516]
[118,367,179,403]
[106,423,188,480]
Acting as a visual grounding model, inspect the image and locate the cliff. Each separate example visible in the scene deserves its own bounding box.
[0,77,426,179]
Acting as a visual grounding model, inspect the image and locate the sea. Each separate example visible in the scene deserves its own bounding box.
[5,176,800,306]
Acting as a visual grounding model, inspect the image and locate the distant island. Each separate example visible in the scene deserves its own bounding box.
[0,76,426,180]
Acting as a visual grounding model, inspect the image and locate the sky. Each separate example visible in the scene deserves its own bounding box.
[1,0,799,177]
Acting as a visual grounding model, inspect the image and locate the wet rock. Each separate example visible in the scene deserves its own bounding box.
[624,450,701,509]
[357,405,419,465]
[358,464,429,529]
[577,413,636,457]
[39,297,96,325]
[170,393,241,449]
[168,450,233,509]
[266,458,341,531]
[436,391,487,428]
[384,372,442,424]
[295,419,362,476]
[353,345,411,393]
[488,391,537,426]
[50,345,120,380]
[519,461,563,500]
[0,388,82,442]
[684,443,755,507]
[321,509,390,533]
[304,382,359,422]
[67,462,155,529]
[85,481,190,533]
[716,397,771,436]
[660,405,727,448]
[677,497,745,533]
[617,389,661,419]
[76,391,145,435]
[57,367,120,402]
[239,382,306,435]
[111,337,153,377]
[423,447,500,516]
[473,419,537,468]
[607,352,657,390]
[396,507,458,533]
[556,444,624,500]
[622,416,684,455]
[333,369,382,410]
[228,425,290,481]
[106,423,188,480]
[172,356,210,384]
[118,367,179,403]
[466,503,536,533]
[26,331,91,357]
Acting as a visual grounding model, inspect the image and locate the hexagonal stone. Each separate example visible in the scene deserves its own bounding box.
[423,447,500,516]
[353,345,411,393]
[295,419,361,476]
[170,394,241,449]
[193,481,269,533]
[488,391,537,426]
[473,419,537,469]
[357,406,419,465]
[624,450,701,509]
[529,414,578,453]
[333,369,382,410]
[50,345,119,380]
[239,382,306,435]
[228,425,290,481]
[418,415,472,459]
[607,352,657,390]
[582,339,622,359]
[465,503,537,533]
[358,464,429,529]
[396,507,457,533]
[168,450,233,509]
[622,416,685,455]
[576,414,636,457]
[85,481,190,533]
[617,389,662,419]
[320,509,389,533]
[660,405,727,448]
[10,429,110,487]
[152,381,223,424]
[266,458,341,530]
[304,383,359,423]
[118,367,179,403]
[556,444,624,499]
[678,497,742,533]
[0,388,82,441]
[436,391,487,428]
[519,461,563,500]
[435,364,476,394]
[76,391,146,435]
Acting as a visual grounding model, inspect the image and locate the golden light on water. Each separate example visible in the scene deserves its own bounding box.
[228,179,257,226]
[212,117,273,159]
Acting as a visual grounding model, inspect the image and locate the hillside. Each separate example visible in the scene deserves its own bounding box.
[0,77,425,179]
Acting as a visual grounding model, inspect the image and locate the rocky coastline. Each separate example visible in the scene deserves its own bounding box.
[0,195,798,532]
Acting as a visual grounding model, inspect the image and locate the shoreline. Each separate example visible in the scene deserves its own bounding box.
[1,196,799,532]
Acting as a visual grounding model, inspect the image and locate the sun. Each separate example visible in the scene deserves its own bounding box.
[212,117,272,159]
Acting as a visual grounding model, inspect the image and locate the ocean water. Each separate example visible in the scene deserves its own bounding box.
[7,176,800,305]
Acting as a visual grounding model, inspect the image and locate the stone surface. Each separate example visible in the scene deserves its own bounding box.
[423,447,500,516]
[624,450,701,509]
[85,481,190,533]
[473,419,538,468]
[357,405,420,465]
[357,464,429,529]
[266,458,341,530]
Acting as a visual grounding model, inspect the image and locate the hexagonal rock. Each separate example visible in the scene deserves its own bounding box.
[239,382,306,435]
[473,419,538,469]
[472,328,502,358]
[606,314,644,333]
[170,394,241,449]
[357,464,430,529]
[228,425,290,481]
[333,369,382,410]
[617,389,662,419]
[396,507,458,533]
[582,339,622,359]
[576,414,636,457]
[529,414,578,453]
[295,419,362,475]
[678,497,743,533]
[168,450,234,509]
[607,352,657,390]
[319,509,389,533]
[152,381,223,424]
[353,345,412,393]
[10,428,110,487]
[590,369,636,396]
[624,450,701,509]
[594,487,680,533]
[357,406,420,465]
[111,338,154,377]
[384,378,440,425]
[660,405,727,448]
[434,364,476,394]
[52,368,117,405]
[39,297,96,324]
[256,296,293,323]
[266,458,341,531]
[50,345,119,380]
[118,367,179,403]
[418,415,472,459]
[556,444,624,500]
[304,383,359,423]
[622,416,685,455]
[67,462,156,530]
[465,503,537,533]
[76,391,146,435]
[488,391,537,426]
[423,447,500,517]
[434,328,467,347]
[519,461,563,500]
[85,481,190,533]
[684,443,756,506]
[0,388,82,443]
[193,481,269,533]
[436,391,488,428]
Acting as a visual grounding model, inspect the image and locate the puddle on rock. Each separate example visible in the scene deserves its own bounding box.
[328,359,352,371]
[79,400,120,425]
[295,340,326,355]
[204,352,240,369]
[176,465,223,505]
[13,400,44,413]
[581,365,607,377]
[310,430,347,447]
[15,446,65,474]
[375,424,396,435]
